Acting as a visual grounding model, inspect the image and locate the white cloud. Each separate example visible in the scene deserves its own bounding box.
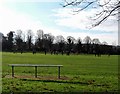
[53,7,118,33]
[52,7,118,45]
[0,3,69,40]
[0,3,44,36]
[53,8,90,29]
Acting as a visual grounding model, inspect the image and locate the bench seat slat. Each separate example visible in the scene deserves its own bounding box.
[8,64,63,67]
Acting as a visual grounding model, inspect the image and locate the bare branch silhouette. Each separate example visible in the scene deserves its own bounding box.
[62,0,119,27]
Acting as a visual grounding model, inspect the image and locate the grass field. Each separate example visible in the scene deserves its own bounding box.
[1,52,119,92]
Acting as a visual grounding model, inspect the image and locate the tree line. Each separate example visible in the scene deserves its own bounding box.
[0,30,120,55]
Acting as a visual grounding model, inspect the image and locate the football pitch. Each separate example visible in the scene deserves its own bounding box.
[1,52,118,92]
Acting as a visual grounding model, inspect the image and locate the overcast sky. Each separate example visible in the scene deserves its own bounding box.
[0,0,118,45]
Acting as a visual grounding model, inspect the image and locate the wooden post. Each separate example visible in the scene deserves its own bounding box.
[12,66,14,77]
[58,66,60,79]
[35,66,37,78]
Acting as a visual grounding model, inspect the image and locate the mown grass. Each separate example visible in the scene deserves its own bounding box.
[2,52,118,93]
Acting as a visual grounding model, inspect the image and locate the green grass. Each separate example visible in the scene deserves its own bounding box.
[1,52,118,92]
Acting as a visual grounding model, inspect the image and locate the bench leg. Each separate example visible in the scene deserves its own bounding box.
[58,66,60,79]
[35,66,37,78]
[12,66,14,77]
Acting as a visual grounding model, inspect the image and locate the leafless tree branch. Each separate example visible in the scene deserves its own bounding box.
[92,4,120,27]
[62,0,120,28]
[73,1,94,12]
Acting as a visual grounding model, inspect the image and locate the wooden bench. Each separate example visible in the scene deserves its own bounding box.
[8,64,63,79]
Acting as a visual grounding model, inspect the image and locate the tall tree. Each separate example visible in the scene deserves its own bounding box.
[62,0,119,27]
[83,36,92,53]
[0,32,3,41]
[43,33,54,52]
[37,29,44,40]
[67,36,76,44]
[55,35,65,55]
[15,30,23,51]
[2,35,7,51]
[55,35,65,43]
[102,41,108,45]
[76,37,82,54]
[66,36,76,55]
[83,36,91,44]
[92,38,101,44]
[35,29,44,52]
[92,38,101,55]
[7,31,14,51]
[26,29,33,51]
[0,32,3,51]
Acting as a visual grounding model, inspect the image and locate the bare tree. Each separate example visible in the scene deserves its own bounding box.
[55,35,65,55]
[55,35,65,43]
[77,37,82,43]
[26,29,34,51]
[0,32,3,51]
[37,29,44,40]
[0,32,3,43]
[43,33,54,42]
[62,0,119,27]
[43,33,55,53]
[76,37,82,54]
[16,30,22,39]
[66,36,76,55]
[83,36,92,53]
[92,38,101,44]
[67,36,76,44]
[83,36,91,44]
[15,30,23,52]
[35,29,44,51]
[7,31,14,51]
[102,41,108,45]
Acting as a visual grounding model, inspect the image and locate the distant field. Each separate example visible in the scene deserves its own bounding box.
[2,52,118,92]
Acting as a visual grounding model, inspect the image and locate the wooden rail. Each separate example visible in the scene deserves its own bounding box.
[8,64,63,79]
